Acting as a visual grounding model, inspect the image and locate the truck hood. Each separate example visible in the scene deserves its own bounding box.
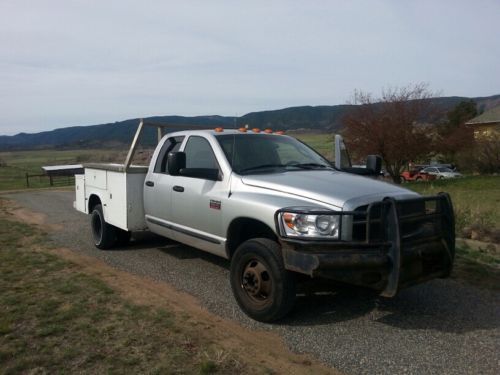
[241,170,418,209]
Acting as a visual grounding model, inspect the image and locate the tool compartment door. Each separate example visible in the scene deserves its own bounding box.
[74,174,87,213]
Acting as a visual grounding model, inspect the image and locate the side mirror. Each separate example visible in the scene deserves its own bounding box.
[366,155,382,175]
[167,152,186,176]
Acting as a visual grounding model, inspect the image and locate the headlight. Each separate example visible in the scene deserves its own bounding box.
[279,211,340,239]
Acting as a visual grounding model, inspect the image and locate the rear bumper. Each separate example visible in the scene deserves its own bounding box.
[278,194,455,297]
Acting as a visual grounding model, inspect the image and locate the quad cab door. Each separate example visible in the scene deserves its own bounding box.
[169,135,228,257]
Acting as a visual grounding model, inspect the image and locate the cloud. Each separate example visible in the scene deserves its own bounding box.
[0,0,499,135]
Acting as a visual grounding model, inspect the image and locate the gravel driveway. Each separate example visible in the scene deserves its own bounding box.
[6,191,500,375]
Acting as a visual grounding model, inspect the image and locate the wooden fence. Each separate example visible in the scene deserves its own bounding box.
[25,173,75,188]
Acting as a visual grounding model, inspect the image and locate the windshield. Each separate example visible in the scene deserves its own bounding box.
[437,167,452,172]
[216,134,332,174]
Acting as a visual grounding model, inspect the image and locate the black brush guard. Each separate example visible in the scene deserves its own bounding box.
[278,193,455,297]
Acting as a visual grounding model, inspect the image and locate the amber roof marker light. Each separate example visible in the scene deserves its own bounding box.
[214,127,224,132]
[252,128,261,133]
[264,128,273,134]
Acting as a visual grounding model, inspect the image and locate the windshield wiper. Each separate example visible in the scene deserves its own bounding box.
[288,163,333,170]
[239,163,333,174]
[239,164,288,173]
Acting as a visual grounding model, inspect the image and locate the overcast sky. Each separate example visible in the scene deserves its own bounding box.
[1,0,499,135]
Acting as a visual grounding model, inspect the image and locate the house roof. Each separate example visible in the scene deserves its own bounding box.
[466,105,500,125]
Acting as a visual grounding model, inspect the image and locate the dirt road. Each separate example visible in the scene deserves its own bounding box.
[6,191,500,374]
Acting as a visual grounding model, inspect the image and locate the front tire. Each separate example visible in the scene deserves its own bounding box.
[230,238,296,322]
[91,204,116,249]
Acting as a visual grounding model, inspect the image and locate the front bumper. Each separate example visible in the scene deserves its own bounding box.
[278,194,455,297]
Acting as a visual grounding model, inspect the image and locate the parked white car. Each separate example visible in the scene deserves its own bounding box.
[421,167,462,179]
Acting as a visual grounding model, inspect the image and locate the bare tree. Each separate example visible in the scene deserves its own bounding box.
[342,83,438,183]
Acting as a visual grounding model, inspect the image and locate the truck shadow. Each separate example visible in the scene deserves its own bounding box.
[111,232,233,269]
[110,232,172,251]
[284,280,500,334]
[158,244,230,268]
[127,233,232,268]
[116,236,499,335]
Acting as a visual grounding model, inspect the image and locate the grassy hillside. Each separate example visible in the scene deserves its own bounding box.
[239,105,354,131]
[2,94,499,150]
[0,116,236,150]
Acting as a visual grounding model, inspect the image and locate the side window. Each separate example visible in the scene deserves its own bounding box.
[154,136,184,173]
[184,136,218,169]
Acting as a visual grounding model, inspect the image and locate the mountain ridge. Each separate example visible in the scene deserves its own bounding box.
[1,94,499,150]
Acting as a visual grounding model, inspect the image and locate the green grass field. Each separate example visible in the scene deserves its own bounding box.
[0,202,271,374]
[404,176,500,242]
[0,149,126,190]
[403,177,500,286]
[294,132,334,161]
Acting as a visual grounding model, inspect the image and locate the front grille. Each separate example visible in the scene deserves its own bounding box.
[352,204,383,242]
[398,199,442,241]
[351,199,440,243]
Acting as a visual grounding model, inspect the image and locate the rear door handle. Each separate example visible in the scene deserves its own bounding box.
[145,181,154,187]
[173,185,184,192]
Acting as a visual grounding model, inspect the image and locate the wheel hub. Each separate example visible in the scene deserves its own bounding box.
[241,259,271,301]
[242,269,261,296]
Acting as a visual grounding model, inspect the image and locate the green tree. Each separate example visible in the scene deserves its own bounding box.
[446,100,478,128]
[436,100,477,164]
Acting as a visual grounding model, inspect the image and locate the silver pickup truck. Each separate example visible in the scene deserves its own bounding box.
[74,121,455,322]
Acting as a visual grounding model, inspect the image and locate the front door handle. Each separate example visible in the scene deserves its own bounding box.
[173,185,184,192]
[145,181,154,187]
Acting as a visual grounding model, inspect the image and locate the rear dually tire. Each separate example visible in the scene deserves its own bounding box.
[91,204,116,249]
